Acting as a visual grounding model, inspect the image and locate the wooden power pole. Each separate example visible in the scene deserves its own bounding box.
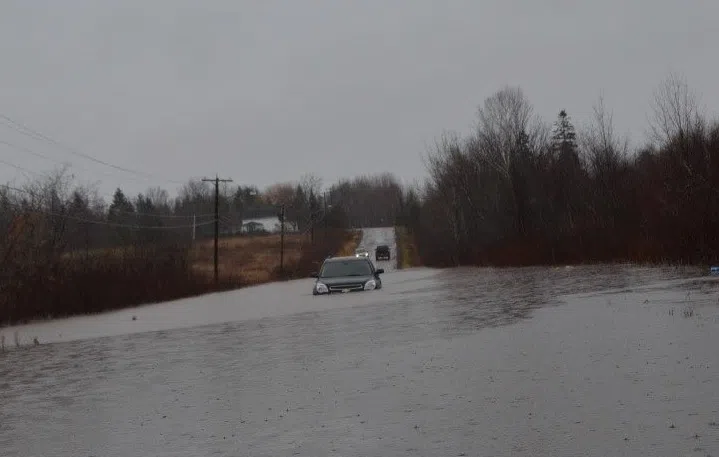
[324,190,328,231]
[279,204,285,275]
[202,174,233,284]
[310,213,314,244]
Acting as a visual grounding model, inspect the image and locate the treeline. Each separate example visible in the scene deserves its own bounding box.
[328,173,403,228]
[0,171,353,326]
[400,75,719,266]
[257,173,407,231]
[0,173,358,254]
[0,161,407,326]
[0,172,227,326]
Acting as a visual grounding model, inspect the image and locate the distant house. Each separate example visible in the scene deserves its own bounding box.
[272,221,298,233]
[241,217,277,233]
[241,216,298,234]
[241,220,268,234]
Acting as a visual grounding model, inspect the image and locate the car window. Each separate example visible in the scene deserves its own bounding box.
[320,260,373,277]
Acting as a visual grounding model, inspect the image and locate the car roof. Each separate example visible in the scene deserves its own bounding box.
[376,244,389,249]
[324,255,369,263]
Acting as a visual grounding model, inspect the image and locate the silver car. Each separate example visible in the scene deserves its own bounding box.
[354,248,369,258]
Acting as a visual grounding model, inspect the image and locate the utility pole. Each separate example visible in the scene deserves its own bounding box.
[310,213,314,244]
[279,204,285,275]
[192,214,196,242]
[202,174,233,284]
[324,190,328,231]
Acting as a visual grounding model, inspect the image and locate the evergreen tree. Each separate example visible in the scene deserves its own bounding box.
[290,185,307,230]
[308,190,319,226]
[551,109,578,155]
[549,110,585,236]
[108,188,134,222]
[68,191,90,217]
[107,188,136,245]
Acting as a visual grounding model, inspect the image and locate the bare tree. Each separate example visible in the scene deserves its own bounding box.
[471,87,548,239]
[582,96,630,177]
[176,179,212,205]
[474,86,542,178]
[299,173,323,198]
[262,182,296,207]
[649,72,705,145]
[144,186,172,214]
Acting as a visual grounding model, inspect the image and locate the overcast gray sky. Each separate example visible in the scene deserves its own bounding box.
[1,0,717,201]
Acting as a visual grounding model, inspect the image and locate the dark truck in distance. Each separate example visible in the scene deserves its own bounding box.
[375,244,391,261]
[310,256,384,295]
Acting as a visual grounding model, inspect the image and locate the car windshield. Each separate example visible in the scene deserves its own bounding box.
[320,260,373,278]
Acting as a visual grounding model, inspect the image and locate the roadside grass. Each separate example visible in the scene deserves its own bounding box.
[0,230,356,327]
[395,226,421,269]
[334,230,363,256]
[190,233,306,285]
[278,229,363,279]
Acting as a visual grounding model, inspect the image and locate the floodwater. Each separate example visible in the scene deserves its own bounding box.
[2,231,719,456]
[356,226,398,272]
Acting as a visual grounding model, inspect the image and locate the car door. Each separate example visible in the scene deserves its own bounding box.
[368,259,382,288]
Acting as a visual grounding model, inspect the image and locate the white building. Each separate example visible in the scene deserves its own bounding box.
[240,217,298,234]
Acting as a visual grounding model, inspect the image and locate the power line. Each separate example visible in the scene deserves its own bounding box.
[0,180,107,208]
[0,113,186,186]
[0,161,222,216]
[0,153,110,200]
[0,139,161,190]
[0,182,46,196]
[0,158,44,178]
[111,209,216,219]
[0,183,216,219]
[2,198,217,230]
[0,139,71,166]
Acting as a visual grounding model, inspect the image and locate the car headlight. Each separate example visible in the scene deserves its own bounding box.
[315,282,328,294]
[364,279,376,291]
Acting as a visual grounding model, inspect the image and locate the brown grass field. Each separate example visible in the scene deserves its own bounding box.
[191,231,362,284]
[334,230,363,256]
[59,230,362,286]
[191,234,304,284]
[2,231,361,326]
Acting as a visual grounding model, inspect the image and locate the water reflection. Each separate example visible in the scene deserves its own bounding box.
[430,264,702,336]
[0,264,709,457]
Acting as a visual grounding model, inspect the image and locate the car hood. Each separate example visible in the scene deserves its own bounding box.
[317,275,374,285]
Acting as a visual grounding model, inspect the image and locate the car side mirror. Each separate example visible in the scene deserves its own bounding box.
[310,272,318,278]
[375,269,384,275]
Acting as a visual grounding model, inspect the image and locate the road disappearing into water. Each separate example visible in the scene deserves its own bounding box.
[355,226,398,272]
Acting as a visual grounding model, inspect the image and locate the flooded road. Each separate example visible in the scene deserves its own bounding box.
[2,263,719,456]
[356,226,398,272]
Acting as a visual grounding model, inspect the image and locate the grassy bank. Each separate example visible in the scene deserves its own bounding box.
[279,229,362,279]
[1,243,238,327]
[395,226,421,269]
[191,233,307,285]
[193,229,361,282]
[335,229,363,256]
[0,230,357,327]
